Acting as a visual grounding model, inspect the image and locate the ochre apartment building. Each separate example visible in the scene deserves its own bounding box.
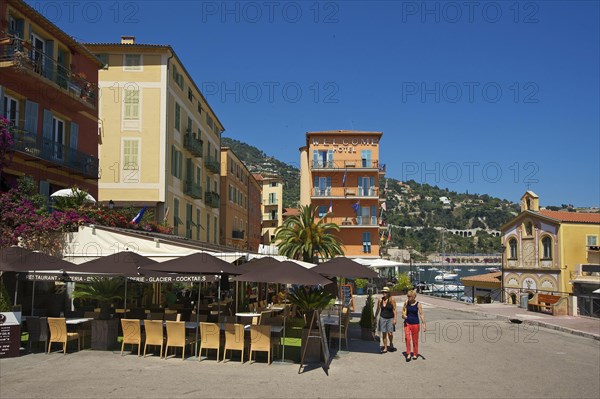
[300,130,386,259]
[0,0,101,199]
[85,37,224,244]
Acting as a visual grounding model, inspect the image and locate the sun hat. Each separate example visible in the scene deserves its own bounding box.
[382,287,391,293]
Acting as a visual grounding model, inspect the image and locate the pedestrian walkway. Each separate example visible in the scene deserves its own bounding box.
[400,294,600,340]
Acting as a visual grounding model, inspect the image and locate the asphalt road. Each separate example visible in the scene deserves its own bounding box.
[1,306,599,399]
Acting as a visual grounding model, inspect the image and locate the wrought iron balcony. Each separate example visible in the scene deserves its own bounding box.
[232,230,245,239]
[11,129,98,178]
[1,38,97,108]
[311,159,381,170]
[205,191,220,208]
[184,181,203,199]
[263,213,279,221]
[204,157,220,174]
[183,133,203,157]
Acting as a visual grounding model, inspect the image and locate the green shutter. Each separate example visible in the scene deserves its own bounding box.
[69,122,79,149]
[24,100,38,134]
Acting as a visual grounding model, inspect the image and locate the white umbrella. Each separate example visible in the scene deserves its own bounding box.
[50,188,96,203]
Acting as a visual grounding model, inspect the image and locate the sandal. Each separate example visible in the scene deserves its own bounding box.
[381,349,388,354]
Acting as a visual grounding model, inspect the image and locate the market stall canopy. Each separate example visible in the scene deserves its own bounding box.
[0,246,75,272]
[311,257,378,279]
[141,252,243,275]
[235,261,332,286]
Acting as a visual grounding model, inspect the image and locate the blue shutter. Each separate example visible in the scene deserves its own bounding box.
[0,85,4,117]
[177,151,182,179]
[45,40,54,80]
[326,176,332,189]
[24,100,38,134]
[42,109,53,138]
[327,149,334,166]
[69,122,79,149]
[312,150,318,167]
[313,175,318,188]
[15,19,25,38]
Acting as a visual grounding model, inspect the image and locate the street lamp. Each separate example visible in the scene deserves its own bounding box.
[108,200,114,210]
[500,244,506,303]
[407,246,413,290]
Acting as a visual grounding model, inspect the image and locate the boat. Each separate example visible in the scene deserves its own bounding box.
[467,268,477,272]
[453,268,461,272]
[486,267,500,272]
[434,273,459,281]
[417,268,425,272]
[429,267,439,271]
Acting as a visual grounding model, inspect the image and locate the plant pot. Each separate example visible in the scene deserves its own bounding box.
[356,288,364,295]
[91,319,119,350]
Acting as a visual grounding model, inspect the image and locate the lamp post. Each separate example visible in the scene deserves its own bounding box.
[500,244,506,303]
[407,246,413,290]
[108,200,114,210]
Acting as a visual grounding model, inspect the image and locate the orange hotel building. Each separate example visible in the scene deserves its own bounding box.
[299,130,386,259]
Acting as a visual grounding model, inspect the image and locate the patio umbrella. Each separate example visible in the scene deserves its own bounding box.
[50,188,96,203]
[77,251,162,318]
[0,246,75,309]
[311,257,378,353]
[235,261,332,363]
[141,252,244,359]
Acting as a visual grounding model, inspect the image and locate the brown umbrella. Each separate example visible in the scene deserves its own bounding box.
[235,261,332,286]
[311,256,378,279]
[0,246,74,272]
[77,251,158,276]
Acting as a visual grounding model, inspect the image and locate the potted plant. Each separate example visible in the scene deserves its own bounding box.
[71,278,123,350]
[359,293,375,340]
[393,273,413,295]
[288,286,333,362]
[354,278,368,295]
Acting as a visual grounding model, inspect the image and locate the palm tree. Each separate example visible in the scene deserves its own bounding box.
[52,187,95,211]
[274,205,344,262]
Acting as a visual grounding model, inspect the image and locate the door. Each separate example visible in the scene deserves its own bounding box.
[31,33,45,75]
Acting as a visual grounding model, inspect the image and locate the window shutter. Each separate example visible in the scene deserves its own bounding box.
[24,100,38,134]
[313,176,318,188]
[15,19,25,38]
[326,176,332,188]
[171,145,176,176]
[69,122,79,149]
[177,151,182,179]
[44,40,54,80]
[312,150,318,166]
[42,109,53,138]
[0,85,4,117]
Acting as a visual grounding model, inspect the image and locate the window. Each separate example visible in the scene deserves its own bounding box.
[587,236,598,247]
[187,117,192,134]
[186,203,193,239]
[318,206,327,218]
[173,198,180,235]
[312,149,333,168]
[269,193,276,205]
[123,89,139,120]
[525,221,533,236]
[362,232,372,253]
[358,176,375,196]
[196,209,201,240]
[52,116,65,160]
[2,95,19,126]
[123,54,142,71]
[197,102,202,114]
[207,115,214,130]
[122,139,140,182]
[509,238,518,259]
[188,88,193,102]
[270,182,278,187]
[171,145,182,179]
[361,150,372,168]
[214,216,218,243]
[95,53,109,69]
[172,65,183,89]
[174,102,181,131]
[541,236,552,259]
[206,214,210,243]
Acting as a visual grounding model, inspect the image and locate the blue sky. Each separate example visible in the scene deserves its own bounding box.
[29,1,600,207]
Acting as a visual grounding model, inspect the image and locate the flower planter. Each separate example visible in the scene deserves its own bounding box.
[91,319,119,350]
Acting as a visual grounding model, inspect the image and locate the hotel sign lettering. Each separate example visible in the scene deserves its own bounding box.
[311,137,379,153]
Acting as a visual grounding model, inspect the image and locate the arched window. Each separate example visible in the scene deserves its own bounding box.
[525,222,533,236]
[542,236,552,259]
[509,238,517,259]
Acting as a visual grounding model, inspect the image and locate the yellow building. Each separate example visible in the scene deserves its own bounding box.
[501,191,600,304]
[299,130,386,259]
[254,174,283,246]
[85,37,224,244]
[220,148,255,250]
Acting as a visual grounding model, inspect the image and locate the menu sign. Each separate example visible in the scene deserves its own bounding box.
[0,312,21,358]
[341,284,354,311]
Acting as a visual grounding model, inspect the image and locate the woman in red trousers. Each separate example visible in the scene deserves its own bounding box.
[402,290,426,361]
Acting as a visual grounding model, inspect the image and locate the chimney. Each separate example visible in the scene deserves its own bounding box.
[121,36,135,45]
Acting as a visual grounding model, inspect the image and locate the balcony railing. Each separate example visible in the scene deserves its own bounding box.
[263,213,279,221]
[232,230,245,239]
[204,157,220,174]
[11,129,98,178]
[325,216,379,226]
[311,160,381,170]
[184,181,203,199]
[1,39,97,107]
[265,199,278,205]
[183,133,203,157]
[205,191,220,208]
[312,186,379,197]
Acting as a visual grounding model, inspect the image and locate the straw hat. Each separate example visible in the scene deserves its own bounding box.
[382,287,391,293]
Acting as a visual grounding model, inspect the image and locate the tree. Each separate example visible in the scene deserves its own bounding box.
[274,204,344,262]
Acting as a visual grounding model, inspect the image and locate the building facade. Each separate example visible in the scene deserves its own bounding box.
[254,174,283,246]
[501,191,600,305]
[0,0,101,199]
[299,130,386,259]
[247,172,262,252]
[85,37,224,244]
[220,147,255,250]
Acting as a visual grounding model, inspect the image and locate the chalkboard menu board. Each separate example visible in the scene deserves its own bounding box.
[0,312,21,359]
[341,284,354,311]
